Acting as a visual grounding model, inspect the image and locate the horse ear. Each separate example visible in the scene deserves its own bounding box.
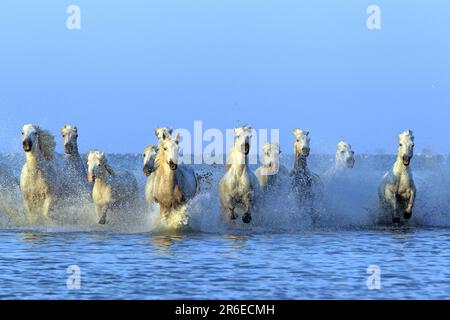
[155,128,164,139]
[74,126,78,133]
[175,132,180,143]
[305,131,310,136]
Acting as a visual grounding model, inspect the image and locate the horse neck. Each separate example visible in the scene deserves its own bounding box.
[25,148,44,170]
[93,175,110,190]
[393,155,409,176]
[155,151,176,186]
[294,153,308,172]
[66,149,84,169]
[229,148,249,175]
[334,159,348,172]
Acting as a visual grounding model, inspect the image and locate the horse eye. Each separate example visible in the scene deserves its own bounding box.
[399,144,403,147]
[164,147,167,151]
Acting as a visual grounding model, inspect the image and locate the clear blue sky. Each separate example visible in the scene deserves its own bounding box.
[0,1,449,154]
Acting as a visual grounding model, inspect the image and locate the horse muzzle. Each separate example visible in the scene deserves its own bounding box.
[244,143,250,155]
[87,172,95,183]
[64,144,74,155]
[402,156,411,166]
[22,140,32,152]
[169,161,178,171]
[143,165,154,176]
[302,147,310,157]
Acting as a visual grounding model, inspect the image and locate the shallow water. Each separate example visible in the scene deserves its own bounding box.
[1,154,449,299]
[0,227,449,299]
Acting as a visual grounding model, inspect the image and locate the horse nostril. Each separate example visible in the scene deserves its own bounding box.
[22,140,32,152]
[169,160,177,170]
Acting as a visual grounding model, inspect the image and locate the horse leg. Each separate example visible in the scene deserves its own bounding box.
[242,193,252,224]
[404,189,415,220]
[97,205,108,225]
[43,196,54,222]
[220,192,237,221]
[384,186,400,223]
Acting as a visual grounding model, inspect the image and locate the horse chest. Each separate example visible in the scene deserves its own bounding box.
[93,184,112,205]
[154,176,183,207]
[229,172,251,196]
[395,173,412,195]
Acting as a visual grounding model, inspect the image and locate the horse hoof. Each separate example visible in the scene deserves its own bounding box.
[230,213,238,220]
[98,217,106,225]
[393,217,401,224]
[242,214,252,224]
[404,211,412,219]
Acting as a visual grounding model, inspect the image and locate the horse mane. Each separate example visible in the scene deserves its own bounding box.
[337,141,351,150]
[155,140,167,169]
[293,128,309,138]
[36,127,56,160]
[144,145,158,154]
[400,130,414,141]
[88,150,115,177]
[264,142,280,154]
[155,127,173,140]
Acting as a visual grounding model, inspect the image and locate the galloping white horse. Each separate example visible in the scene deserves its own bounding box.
[255,142,288,189]
[219,126,260,223]
[290,129,322,216]
[334,141,355,170]
[142,145,158,207]
[20,124,62,224]
[87,150,138,224]
[61,125,91,201]
[378,130,416,224]
[324,141,355,180]
[151,133,198,218]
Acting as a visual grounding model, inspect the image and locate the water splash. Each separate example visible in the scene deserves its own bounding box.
[1,153,450,232]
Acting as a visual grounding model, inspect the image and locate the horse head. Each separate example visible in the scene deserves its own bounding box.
[61,124,79,156]
[87,150,114,182]
[336,141,355,168]
[143,145,158,176]
[158,133,180,171]
[234,125,253,156]
[293,128,310,157]
[398,130,415,166]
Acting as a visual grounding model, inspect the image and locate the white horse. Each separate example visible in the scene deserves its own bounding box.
[150,133,198,218]
[20,124,63,224]
[255,142,288,189]
[61,125,91,202]
[324,141,355,180]
[219,125,260,223]
[378,130,416,224]
[87,150,138,224]
[143,145,158,207]
[290,129,322,218]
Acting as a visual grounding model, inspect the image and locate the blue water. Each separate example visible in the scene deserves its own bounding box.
[0,227,449,299]
[1,154,450,299]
